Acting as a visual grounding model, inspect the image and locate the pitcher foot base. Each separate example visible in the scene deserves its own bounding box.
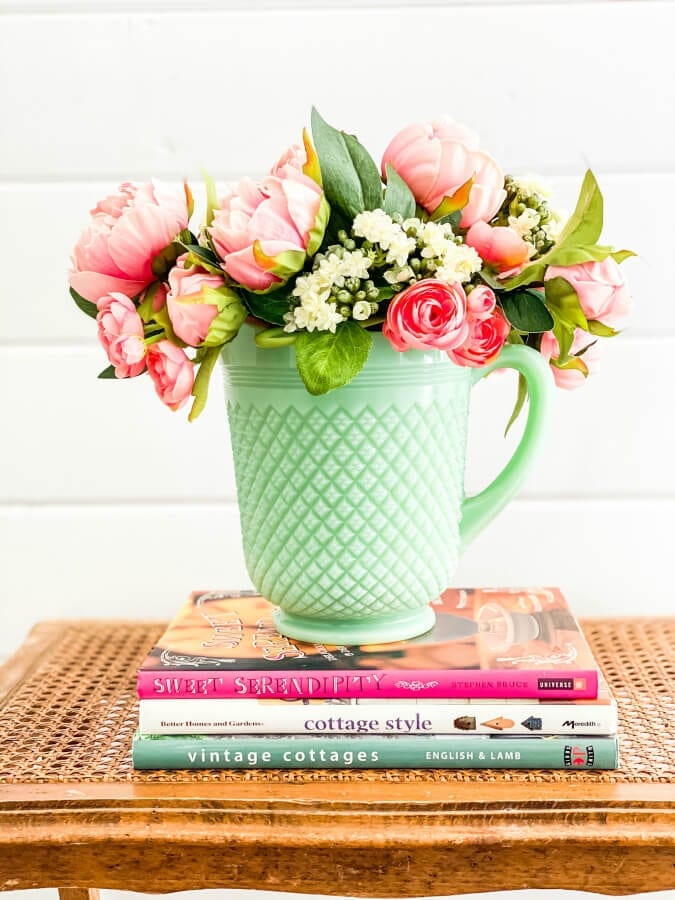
[272,605,436,645]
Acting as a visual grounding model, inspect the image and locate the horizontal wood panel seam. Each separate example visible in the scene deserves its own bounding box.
[2,1,671,13]
[3,497,675,511]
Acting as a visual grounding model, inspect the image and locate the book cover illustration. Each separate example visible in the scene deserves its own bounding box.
[132,731,619,771]
[139,676,617,735]
[138,587,600,700]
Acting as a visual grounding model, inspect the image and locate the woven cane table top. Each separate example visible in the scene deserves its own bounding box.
[0,616,673,784]
[0,617,673,897]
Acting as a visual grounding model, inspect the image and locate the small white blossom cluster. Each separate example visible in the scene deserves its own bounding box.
[508,206,567,253]
[353,209,416,267]
[283,249,372,333]
[499,176,568,257]
[353,210,482,288]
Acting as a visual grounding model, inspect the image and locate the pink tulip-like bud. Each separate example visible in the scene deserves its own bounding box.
[465,221,531,273]
[146,340,194,411]
[96,292,146,378]
[70,182,189,302]
[381,118,506,225]
[166,255,246,348]
[540,328,601,389]
[545,258,632,327]
[466,284,497,321]
[383,278,469,352]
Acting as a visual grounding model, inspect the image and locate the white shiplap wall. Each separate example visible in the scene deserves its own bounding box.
[2,2,675,654]
[1,5,674,900]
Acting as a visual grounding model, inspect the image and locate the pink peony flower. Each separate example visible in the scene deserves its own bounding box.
[70,182,189,302]
[383,278,469,352]
[545,258,632,327]
[381,118,506,226]
[209,170,327,292]
[540,328,601,390]
[449,308,510,368]
[465,221,531,273]
[460,152,507,229]
[466,284,497,321]
[96,292,146,378]
[166,254,245,348]
[270,143,306,178]
[146,340,195,411]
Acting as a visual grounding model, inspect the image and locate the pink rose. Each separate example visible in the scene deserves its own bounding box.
[146,340,194,411]
[383,278,469,352]
[465,221,531,273]
[166,254,245,348]
[381,118,506,226]
[466,284,497,321]
[209,171,327,292]
[449,308,510,368]
[70,182,189,302]
[96,292,146,378]
[545,258,632,327]
[540,328,601,390]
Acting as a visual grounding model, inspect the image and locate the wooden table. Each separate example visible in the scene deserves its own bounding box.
[0,617,673,898]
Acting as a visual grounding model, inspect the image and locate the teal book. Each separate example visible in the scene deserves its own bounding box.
[132,731,618,770]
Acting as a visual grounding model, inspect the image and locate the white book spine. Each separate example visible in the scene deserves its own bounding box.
[139,697,618,736]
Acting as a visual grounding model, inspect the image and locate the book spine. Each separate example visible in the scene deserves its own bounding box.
[139,698,617,736]
[132,734,618,770]
[137,668,598,700]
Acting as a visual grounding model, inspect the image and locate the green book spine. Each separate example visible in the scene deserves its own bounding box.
[132,732,618,770]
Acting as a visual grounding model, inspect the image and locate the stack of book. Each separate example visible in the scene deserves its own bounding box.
[132,587,618,770]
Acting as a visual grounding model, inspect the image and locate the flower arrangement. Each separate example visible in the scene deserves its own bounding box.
[69,109,633,422]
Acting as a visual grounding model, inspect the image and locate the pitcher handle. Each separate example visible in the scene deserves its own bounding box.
[460,343,553,551]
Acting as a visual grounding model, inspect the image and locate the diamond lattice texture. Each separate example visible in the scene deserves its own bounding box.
[227,393,470,620]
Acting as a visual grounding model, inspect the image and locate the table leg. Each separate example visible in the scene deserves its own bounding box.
[58,890,100,900]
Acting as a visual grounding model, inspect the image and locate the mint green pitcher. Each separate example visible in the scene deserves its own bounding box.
[221,325,552,644]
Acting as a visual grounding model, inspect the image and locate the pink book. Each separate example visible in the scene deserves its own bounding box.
[137,588,599,700]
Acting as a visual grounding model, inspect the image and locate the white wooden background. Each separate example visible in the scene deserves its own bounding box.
[1,2,674,897]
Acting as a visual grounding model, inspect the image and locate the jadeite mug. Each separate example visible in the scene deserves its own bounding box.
[221,326,552,644]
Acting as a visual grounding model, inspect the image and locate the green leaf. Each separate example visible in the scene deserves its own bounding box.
[295,320,373,395]
[97,364,116,379]
[201,169,219,228]
[311,107,381,220]
[555,169,603,248]
[505,373,528,436]
[611,249,636,264]
[429,176,474,221]
[188,346,220,422]
[544,276,589,330]
[179,243,223,275]
[241,286,293,326]
[546,243,616,266]
[500,289,554,333]
[545,276,588,365]
[136,282,162,323]
[548,312,572,364]
[551,354,589,376]
[151,239,183,278]
[502,169,606,291]
[342,131,383,211]
[70,287,98,320]
[254,327,297,348]
[383,164,416,219]
[587,319,619,337]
